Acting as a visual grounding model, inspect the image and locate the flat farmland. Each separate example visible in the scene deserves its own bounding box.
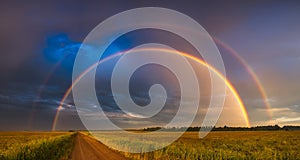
[0,131,299,160]
[0,132,75,160]
[100,131,300,160]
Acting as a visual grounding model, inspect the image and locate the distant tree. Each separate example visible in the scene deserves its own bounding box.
[141,125,300,132]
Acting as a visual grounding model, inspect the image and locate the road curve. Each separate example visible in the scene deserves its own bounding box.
[71,133,128,160]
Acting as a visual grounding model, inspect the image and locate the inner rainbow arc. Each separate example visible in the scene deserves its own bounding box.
[52,48,250,131]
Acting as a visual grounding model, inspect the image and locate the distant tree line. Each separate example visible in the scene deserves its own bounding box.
[143,125,300,132]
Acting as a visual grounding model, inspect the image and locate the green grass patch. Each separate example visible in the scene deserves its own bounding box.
[0,132,76,160]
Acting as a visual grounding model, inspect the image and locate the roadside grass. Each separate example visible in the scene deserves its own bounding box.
[0,132,76,160]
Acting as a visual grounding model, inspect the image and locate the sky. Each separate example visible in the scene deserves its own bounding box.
[0,0,299,131]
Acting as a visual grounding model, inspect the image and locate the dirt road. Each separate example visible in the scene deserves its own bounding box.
[71,133,128,160]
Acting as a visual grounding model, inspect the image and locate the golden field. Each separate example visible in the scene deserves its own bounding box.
[101,131,300,160]
[0,132,75,160]
[0,131,299,160]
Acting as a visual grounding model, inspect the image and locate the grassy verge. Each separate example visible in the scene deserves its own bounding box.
[0,133,76,160]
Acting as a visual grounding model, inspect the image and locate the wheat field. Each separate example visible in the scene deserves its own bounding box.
[103,131,300,160]
[0,132,75,160]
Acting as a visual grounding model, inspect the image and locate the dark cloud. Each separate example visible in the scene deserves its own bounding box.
[0,1,300,130]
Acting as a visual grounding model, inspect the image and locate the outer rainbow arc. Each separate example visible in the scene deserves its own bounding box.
[213,38,272,118]
[34,38,269,129]
[162,24,270,116]
[29,53,76,129]
[52,48,250,131]
[29,60,64,129]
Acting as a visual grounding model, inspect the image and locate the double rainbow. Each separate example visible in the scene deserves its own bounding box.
[52,48,251,130]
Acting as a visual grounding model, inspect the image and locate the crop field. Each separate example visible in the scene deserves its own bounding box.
[0,131,299,160]
[96,131,300,160]
[0,132,75,160]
